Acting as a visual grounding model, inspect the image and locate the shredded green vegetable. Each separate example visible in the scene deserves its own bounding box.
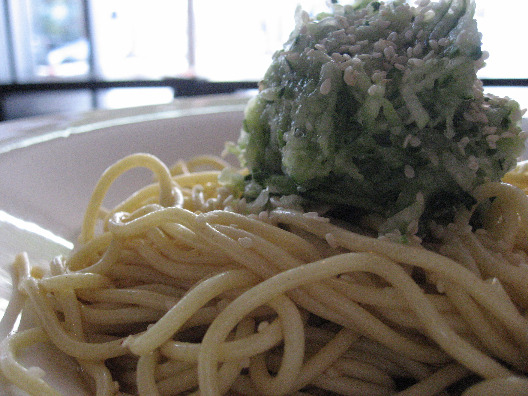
[232,0,526,236]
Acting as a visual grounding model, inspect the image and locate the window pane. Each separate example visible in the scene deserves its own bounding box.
[475,0,528,79]
[0,1,12,82]
[11,0,90,80]
[97,87,174,109]
[193,0,323,81]
[90,0,189,80]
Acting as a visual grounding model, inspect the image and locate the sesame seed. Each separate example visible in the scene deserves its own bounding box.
[404,165,415,178]
[336,15,349,29]
[423,10,435,21]
[395,55,408,64]
[373,40,385,51]
[368,84,384,97]
[331,29,346,39]
[409,136,421,147]
[331,52,344,62]
[286,52,300,62]
[387,32,398,42]
[371,71,387,83]
[351,57,362,65]
[413,43,423,57]
[486,134,500,149]
[423,50,436,61]
[427,152,440,166]
[403,134,412,148]
[483,126,497,135]
[338,58,354,70]
[344,67,357,86]
[408,58,424,67]
[429,39,439,51]
[444,129,455,140]
[458,136,470,148]
[468,156,479,171]
[407,220,419,235]
[320,78,332,95]
[438,38,449,46]
[383,46,396,60]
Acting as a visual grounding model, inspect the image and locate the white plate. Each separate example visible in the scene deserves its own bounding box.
[0,93,249,395]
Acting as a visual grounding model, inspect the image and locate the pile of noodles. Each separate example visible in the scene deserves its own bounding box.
[0,153,528,396]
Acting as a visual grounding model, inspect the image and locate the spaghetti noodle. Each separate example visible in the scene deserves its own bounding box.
[1,153,527,395]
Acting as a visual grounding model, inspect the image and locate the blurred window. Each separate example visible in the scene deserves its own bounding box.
[0,0,526,117]
[192,0,322,81]
[10,0,89,80]
[90,0,189,80]
[0,1,12,83]
[475,0,528,79]
[1,0,523,83]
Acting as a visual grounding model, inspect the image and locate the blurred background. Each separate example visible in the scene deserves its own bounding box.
[0,0,526,120]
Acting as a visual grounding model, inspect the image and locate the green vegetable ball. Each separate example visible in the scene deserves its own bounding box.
[235,0,526,236]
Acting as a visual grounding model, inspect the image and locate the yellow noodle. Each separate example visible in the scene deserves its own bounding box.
[137,350,159,396]
[332,358,396,389]
[76,288,179,311]
[21,277,126,360]
[197,253,512,395]
[80,153,178,243]
[294,328,360,390]
[444,283,527,370]
[0,253,30,338]
[2,155,528,395]
[160,318,283,362]
[310,374,392,396]
[80,361,118,396]
[462,376,528,396]
[125,269,259,355]
[396,363,470,396]
[248,295,305,395]
[0,327,61,396]
[38,272,112,291]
